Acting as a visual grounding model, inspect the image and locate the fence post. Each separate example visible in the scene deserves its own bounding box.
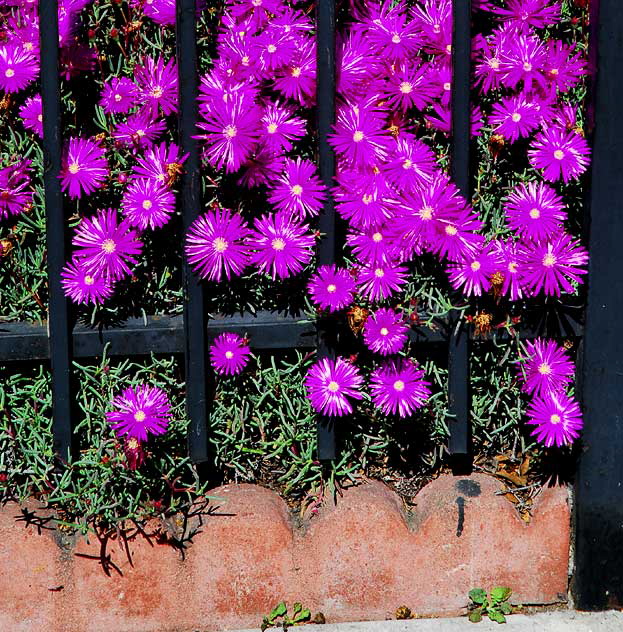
[176,0,209,463]
[40,0,74,463]
[316,0,337,461]
[448,0,472,460]
[574,0,623,609]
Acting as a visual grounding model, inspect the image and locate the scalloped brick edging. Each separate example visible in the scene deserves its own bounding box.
[0,473,570,632]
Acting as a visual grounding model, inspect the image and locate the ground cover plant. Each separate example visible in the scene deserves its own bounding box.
[0,0,592,533]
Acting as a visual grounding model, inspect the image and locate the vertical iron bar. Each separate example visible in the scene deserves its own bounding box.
[177,0,208,462]
[316,0,337,461]
[574,0,623,610]
[448,0,472,458]
[40,0,73,463]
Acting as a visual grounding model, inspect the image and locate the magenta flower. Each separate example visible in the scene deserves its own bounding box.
[142,0,176,26]
[61,258,114,305]
[357,263,409,302]
[114,110,167,149]
[383,136,436,192]
[308,265,356,312]
[100,77,138,114]
[106,384,172,442]
[121,178,175,230]
[499,32,547,91]
[329,104,390,169]
[210,332,251,376]
[427,211,484,263]
[493,0,560,29]
[185,207,250,282]
[60,137,109,199]
[529,127,591,183]
[135,56,178,116]
[248,212,314,280]
[363,307,409,356]
[489,95,540,143]
[0,161,33,219]
[19,94,43,137]
[526,391,583,448]
[0,45,39,93]
[505,182,567,242]
[273,39,316,106]
[370,359,431,418]
[492,239,526,301]
[132,142,188,185]
[520,338,575,398]
[305,356,363,417]
[72,208,143,281]
[447,245,497,297]
[334,172,395,229]
[260,102,306,153]
[364,2,422,62]
[384,64,436,112]
[268,158,326,219]
[543,41,587,94]
[347,226,397,266]
[520,232,588,296]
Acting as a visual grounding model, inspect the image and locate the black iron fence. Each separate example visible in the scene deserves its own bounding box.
[0,0,621,610]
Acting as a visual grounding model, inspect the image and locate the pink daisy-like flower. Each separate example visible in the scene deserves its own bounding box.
[19,94,43,137]
[363,307,409,356]
[383,63,437,112]
[489,95,540,143]
[370,359,431,418]
[100,77,138,114]
[520,338,575,398]
[72,208,143,281]
[121,178,175,230]
[248,212,315,280]
[210,332,251,376]
[0,44,39,93]
[305,356,363,417]
[334,171,395,229]
[357,263,409,302]
[383,136,437,193]
[347,226,397,266]
[0,161,33,219]
[528,126,591,183]
[526,390,583,448]
[543,41,587,94]
[132,142,188,185]
[114,110,167,149]
[447,245,497,297]
[273,39,316,106]
[61,258,114,305]
[329,103,390,169]
[106,384,172,442]
[505,182,567,242]
[60,137,109,199]
[499,32,547,92]
[308,265,357,312]
[185,207,250,282]
[134,56,178,116]
[493,0,560,30]
[259,102,306,153]
[268,158,326,219]
[492,239,526,301]
[520,232,588,296]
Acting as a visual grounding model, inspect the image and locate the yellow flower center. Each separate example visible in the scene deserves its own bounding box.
[538,362,551,375]
[134,410,146,422]
[37,114,43,122]
[327,380,340,392]
[550,68,559,76]
[402,159,412,170]
[508,262,518,273]
[391,33,401,44]
[489,58,500,70]
[550,413,562,425]
[529,208,540,219]
[267,44,277,53]
[68,162,80,174]
[419,205,433,220]
[271,237,286,251]
[362,194,373,205]
[511,112,522,122]
[470,261,481,271]
[372,232,383,243]
[374,268,384,278]
[353,130,364,142]
[543,253,556,267]
[5,68,14,78]
[225,350,234,359]
[213,237,229,252]
[523,62,532,72]
[554,149,565,160]
[84,275,95,286]
[380,327,389,336]
[291,67,301,77]
[151,86,163,98]
[102,239,116,254]
[267,122,278,134]
[327,283,337,293]
[399,81,413,94]
[445,224,458,236]
[136,129,145,137]
[114,94,122,102]
[142,200,153,210]
[291,184,303,195]
[443,82,451,91]
[393,380,405,392]
[224,125,237,138]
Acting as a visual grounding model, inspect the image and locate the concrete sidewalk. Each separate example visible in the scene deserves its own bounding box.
[235,610,623,632]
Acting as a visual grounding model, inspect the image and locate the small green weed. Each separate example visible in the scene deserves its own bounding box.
[468,586,513,624]
[261,601,311,631]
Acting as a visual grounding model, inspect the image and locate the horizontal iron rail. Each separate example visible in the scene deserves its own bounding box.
[0,311,584,362]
